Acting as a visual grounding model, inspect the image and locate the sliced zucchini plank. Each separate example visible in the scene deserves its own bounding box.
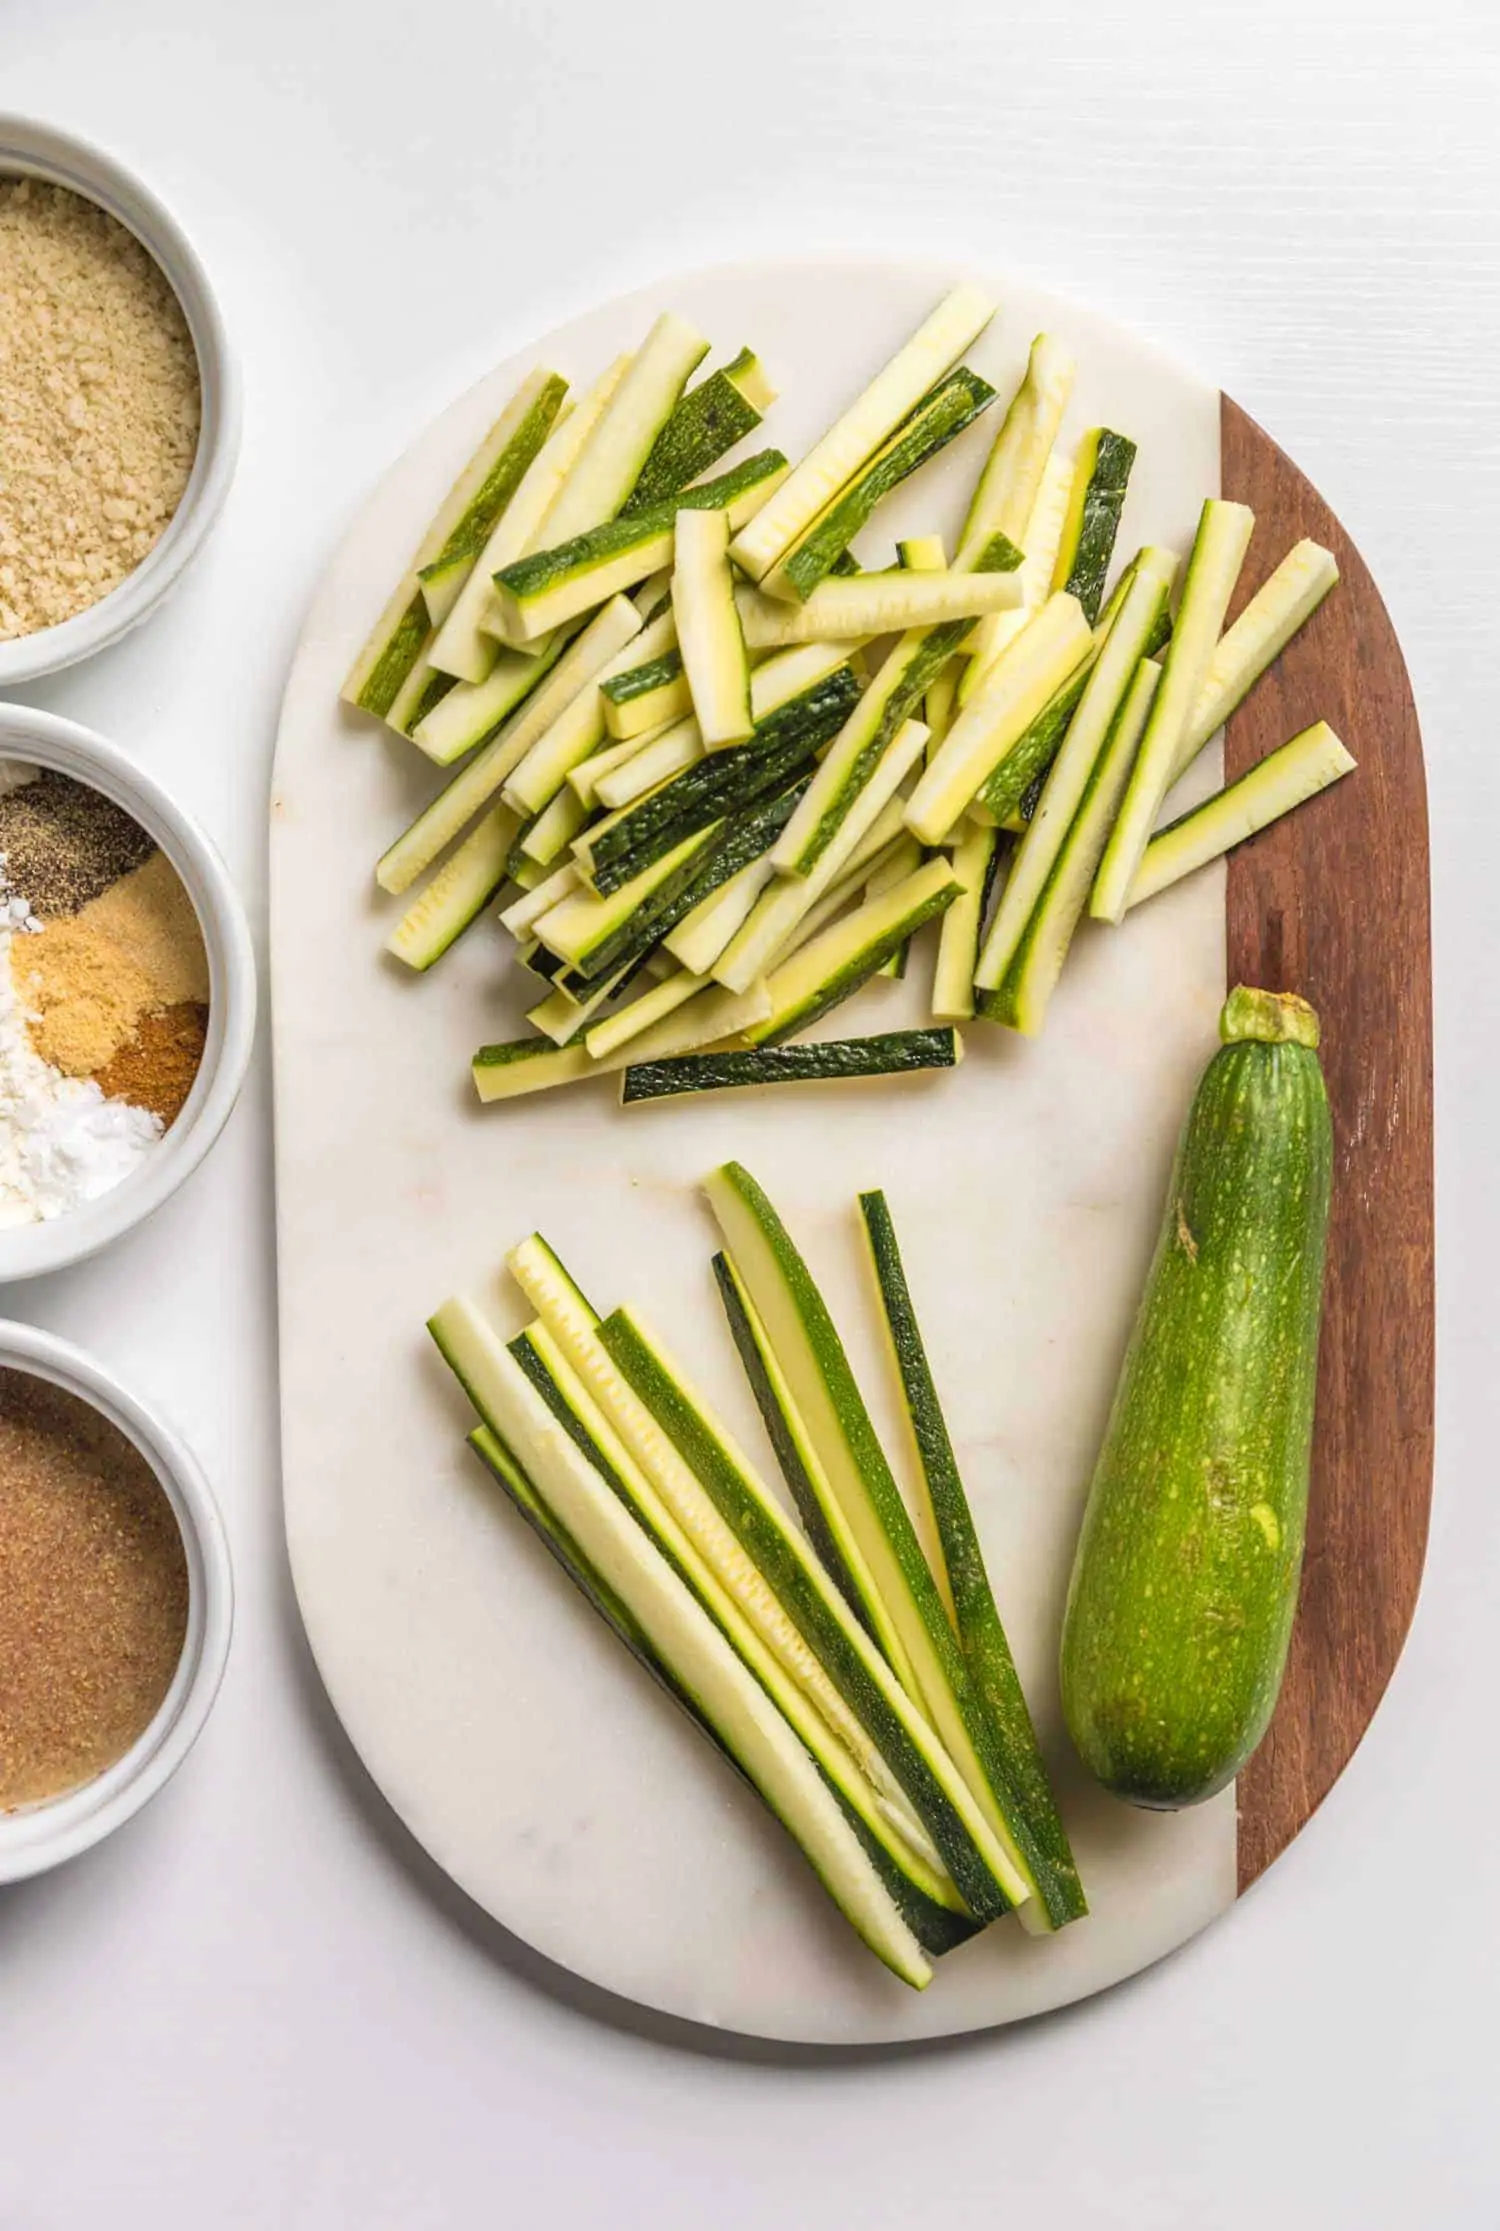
[762,368,996,603]
[766,533,1022,882]
[409,632,572,769]
[974,548,1178,992]
[703,1164,1037,1915]
[622,1028,962,1103]
[931,822,1002,1021]
[857,1190,1088,1932]
[957,331,1077,559]
[744,857,961,1045]
[429,356,630,684]
[491,452,788,643]
[386,801,520,972]
[957,444,1078,708]
[597,1303,1024,1928]
[622,345,777,517]
[1050,427,1137,624]
[429,1298,932,1986]
[505,1250,987,1927]
[413,370,571,629]
[376,599,641,896]
[982,657,1161,1035]
[713,720,929,995]
[341,367,568,713]
[601,646,690,740]
[593,716,701,809]
[503,610,676,816]
[738,568,1021,650]
[1091,498,1256,921]
[540,311,709,547]
[673,507,754,747]
[1173,537,1340,774]
[905,593,1093,847]
[729,286,997,583]
[1127,720,1355,909]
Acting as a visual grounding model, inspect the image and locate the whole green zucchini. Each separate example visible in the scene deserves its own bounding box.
[1059,986,1332,1807]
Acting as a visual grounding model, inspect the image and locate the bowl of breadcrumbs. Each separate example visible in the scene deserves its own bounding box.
[0,1317,232,1883]
[0,114,239,686]
[0,701,255,1278]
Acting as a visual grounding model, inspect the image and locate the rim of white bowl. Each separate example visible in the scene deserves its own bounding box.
[0,113,241,687]
[0,704,256,1279]
[0,1318,233,1883]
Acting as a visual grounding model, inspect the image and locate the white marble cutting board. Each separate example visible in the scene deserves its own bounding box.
[270,260,1238,2043]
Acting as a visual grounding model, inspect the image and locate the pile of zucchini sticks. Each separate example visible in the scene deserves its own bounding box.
[346,289,1352,1105]
[431,1162,1085,1988]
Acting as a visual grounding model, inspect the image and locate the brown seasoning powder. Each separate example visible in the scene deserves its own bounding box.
[0,178,201,641]
[0,1368,189,1810]
[93,1001,209,1126]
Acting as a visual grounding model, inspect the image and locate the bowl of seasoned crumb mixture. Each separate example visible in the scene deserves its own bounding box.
[0,1319,232,1882]
[0,702,255,1278]
[0,115,239,686]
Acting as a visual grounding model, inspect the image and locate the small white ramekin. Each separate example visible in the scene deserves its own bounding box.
[0,702,255,1279]
[0,1318,232,1883]
[0,113,240,688]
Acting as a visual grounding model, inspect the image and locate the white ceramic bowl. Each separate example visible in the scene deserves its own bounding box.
[0,1318,232,1884]
[0,703,255,1278]
[0,114,240,687]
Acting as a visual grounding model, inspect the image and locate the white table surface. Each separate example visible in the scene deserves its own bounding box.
[3,2,1496,2222]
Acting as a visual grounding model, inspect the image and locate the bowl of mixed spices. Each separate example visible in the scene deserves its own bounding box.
[0,113,239,686]
[0,703,254,1276]
[0,1319,231,1881]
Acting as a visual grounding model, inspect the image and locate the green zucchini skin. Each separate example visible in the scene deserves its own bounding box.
[1059,990,1332,1808]
[621,1028,960,1102]
[621,351,769,517]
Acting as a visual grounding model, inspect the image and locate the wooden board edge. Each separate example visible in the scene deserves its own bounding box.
[1220,394,1435,1891]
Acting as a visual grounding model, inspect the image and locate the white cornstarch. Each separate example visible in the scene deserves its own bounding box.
[0,848,160,1227]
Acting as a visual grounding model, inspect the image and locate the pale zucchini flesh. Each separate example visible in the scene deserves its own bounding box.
[428,1298,931,1986]
[504,1248,972,1921]
[703,1164,1035,1913]
[491,452,788,643]
[471,983,773,1103]
[730,286,995,583]
[502,609,673,817]
[1091,498,1256,921]
[1173,537,1340,775]
[539,311,709,548]
[930,822,1002,1021]
[957,332,1076,561]
[593,716,701,808]
[958,443,1078,706]
[414,369,571,627]
[745,857,961,1045]
[673,507,754,747]
[383,645,453,741]
[1127,720,1355,909]
[428,356,629,683]
[341,367,568,711]
[410,633,571,768]
[738,568,1021,650]
[517,784,590,869]
[376,599,641,896]
[905,592,1093,848]
[982,657,1160,1034]
[974,549,1178,991]
[385,802,520,971]
[761,367,996,603]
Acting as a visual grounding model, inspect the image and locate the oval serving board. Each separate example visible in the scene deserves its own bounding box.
[270,262,1431,2044]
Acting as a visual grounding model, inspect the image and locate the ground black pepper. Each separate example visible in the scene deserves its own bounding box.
[0,769,155,917]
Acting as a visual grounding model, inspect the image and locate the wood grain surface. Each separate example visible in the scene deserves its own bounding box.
[1221,397,1434,1891]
